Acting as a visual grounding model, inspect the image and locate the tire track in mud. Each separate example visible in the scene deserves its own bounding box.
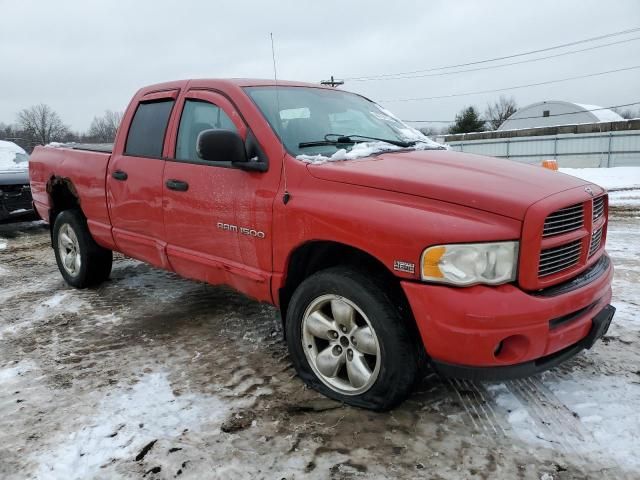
[447,379,509,437]
[1,222,290,411]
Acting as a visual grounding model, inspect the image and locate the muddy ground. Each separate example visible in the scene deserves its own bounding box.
[0,216,639,480]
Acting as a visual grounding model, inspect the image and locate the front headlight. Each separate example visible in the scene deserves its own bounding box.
[421,241,519,286]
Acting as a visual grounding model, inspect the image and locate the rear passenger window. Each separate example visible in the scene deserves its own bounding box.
[125,99,175,157]
[176,100,237,161]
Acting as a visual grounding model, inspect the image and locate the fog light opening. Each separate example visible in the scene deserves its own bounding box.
[493,335,530,363]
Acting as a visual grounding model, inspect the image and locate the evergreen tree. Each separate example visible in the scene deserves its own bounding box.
[449,106,485,134]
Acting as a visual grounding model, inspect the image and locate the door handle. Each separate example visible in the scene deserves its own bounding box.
[112,170,128,181]
[166,179,189,192]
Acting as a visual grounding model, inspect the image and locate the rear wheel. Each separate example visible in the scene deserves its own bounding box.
[52,209,112,288]
[286,267,418,411]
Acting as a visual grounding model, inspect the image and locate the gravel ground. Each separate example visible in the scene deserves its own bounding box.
[0,215,639,480]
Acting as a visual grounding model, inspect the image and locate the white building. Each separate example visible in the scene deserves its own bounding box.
[498,100,623,131]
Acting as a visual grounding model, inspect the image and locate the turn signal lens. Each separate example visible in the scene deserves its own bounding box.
[422,245,445,278]
[421,242,519,286]
[542,159,558,171]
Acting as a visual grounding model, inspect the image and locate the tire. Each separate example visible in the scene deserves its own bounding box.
[286,266,419,411]
[52,209,113,288]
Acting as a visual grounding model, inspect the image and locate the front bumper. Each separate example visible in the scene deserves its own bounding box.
[401,253,614,379]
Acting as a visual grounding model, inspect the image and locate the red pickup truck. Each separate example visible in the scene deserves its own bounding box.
[29,79,614,410]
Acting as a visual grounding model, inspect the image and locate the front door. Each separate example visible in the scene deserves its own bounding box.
[162,90,276,301]
[107,91,177,268]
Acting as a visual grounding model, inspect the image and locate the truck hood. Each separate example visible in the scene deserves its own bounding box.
[306,150,590,220]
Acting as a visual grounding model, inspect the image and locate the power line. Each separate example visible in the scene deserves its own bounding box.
[343,26,640,80]
[401,101,640,123]
[380,65,640,103]
[349,36,640,82]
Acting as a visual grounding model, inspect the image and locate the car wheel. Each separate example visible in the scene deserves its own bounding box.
[52,209,112,288]
[286,266,419,411]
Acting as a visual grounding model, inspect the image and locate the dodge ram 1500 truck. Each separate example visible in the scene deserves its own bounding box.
[29,79,615,410]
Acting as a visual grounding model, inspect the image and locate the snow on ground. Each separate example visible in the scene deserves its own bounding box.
[1,214,639,479]
[560,166,640,208]
[559,166,640,190]
[35,372,232,480]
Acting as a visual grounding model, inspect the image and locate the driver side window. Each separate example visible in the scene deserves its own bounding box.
[176,100,237,161]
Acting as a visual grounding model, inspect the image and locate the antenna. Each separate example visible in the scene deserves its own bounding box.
[320,75,344,88]
[270,33,290,204]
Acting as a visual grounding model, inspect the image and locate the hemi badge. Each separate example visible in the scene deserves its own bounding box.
[394,260,415,274]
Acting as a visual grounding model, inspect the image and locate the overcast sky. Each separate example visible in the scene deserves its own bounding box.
[1,0,639,131]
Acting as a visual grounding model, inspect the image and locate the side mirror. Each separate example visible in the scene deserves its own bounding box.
[197,129,247,164]
[196,129,268,172]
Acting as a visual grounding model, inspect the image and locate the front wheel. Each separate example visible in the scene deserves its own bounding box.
[52,209,113,288]
[286,267,419,411]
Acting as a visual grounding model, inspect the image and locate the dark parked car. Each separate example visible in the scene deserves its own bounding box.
[0,140,33,221]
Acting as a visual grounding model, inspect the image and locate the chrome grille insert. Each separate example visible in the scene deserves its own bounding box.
[539,240,582,277]
[592,196,605,222]
[589,227,604,257]
[543,203,584,237]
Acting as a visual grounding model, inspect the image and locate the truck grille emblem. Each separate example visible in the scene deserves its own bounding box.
[584,187,594,197]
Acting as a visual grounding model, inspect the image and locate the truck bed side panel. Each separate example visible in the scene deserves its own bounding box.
[29,146,116,250]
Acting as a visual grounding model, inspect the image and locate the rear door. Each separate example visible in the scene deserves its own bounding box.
[162,90,276,301]
[107,91,177,267]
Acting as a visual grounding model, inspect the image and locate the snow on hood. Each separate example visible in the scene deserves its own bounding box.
[0,140,29,171]
[297,107,445,164]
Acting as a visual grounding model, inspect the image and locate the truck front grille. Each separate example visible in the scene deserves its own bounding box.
[592,196,605,222]
[539,240,582,277]
[589,227,604,257]
[543,203,584,237]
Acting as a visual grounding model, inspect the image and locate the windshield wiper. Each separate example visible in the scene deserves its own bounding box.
[298,134,415,149]
[324,133,416,148]
[298,138,356,148]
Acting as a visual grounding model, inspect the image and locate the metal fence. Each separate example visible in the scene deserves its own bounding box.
[439,126,640,168]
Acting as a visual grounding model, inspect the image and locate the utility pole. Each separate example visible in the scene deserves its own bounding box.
[320,76,344,88]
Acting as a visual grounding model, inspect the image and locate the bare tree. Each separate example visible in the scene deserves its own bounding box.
[16,104,69,146]
[613,107,640,120]
[88,110,123,143]
[484,96,518,130]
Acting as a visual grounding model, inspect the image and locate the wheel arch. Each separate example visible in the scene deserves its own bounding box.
[278,240,416,337]
[46,176,82,225]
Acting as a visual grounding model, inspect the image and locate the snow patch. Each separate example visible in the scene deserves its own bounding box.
[0,360,37,383]
[35,372,231,479]
[298,139,444,164]
[548,375,640,470]
[30,291,86,322]
[0,240,7,250]
[0,140,28,171]
[298,141,402,164]
[489,376,640,470]
[559,166,640,191]
[560,167,640,208]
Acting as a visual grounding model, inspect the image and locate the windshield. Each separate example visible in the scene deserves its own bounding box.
[244,86,441,160]
[0,145,29,170]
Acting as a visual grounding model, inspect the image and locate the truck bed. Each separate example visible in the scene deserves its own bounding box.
[51,142,114,153]
[29,145,113,240]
